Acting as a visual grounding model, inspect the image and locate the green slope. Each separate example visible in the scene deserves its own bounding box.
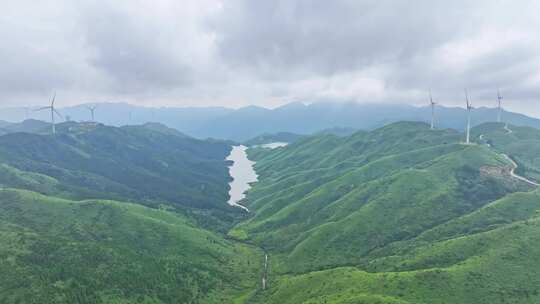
[3,120,540,303]
[232,122,540,303]
[0,122,232,211]
[0,122,269,303]
[473,122,540,182]
[0,188,261,304]
[263,191,540,304]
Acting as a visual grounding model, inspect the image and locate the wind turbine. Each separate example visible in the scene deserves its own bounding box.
[429,90,436,129]
[86,105,98,122]
[35,92,62,134]
[497,89,503,123]
[465,89,473,144]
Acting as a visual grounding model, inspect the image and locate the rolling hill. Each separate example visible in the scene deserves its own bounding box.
[0,188,261,304]
[232,121,540,303]
[0,122,232,212]
[473,122,540,182]
[2,119,540,303]
[0,121,266,303]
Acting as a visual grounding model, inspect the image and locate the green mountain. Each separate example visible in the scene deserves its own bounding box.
[0,188,261,304]
[0,122,231,212]
[0,122,266,303]
[3,120,540,303]
[231,122,540,303]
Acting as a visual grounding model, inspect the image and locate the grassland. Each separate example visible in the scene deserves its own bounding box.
[235,122,540,303]
[0,122,232,211]
[0,188,262,304]
[473,122,540,182]
[3,120,540,303]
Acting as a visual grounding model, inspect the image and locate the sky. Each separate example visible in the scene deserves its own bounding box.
[1,0,540,116]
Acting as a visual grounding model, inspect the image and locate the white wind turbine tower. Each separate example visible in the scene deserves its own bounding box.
[87,105,98,122]
[35,92,62,134]
[24,107,30,120]
[465,89,474,144]
[497,89,503,123]
[429,90,436,129]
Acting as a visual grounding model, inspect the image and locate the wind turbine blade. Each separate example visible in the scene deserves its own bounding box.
[34,106,51,111]
[53,109,63,118]
[51,92,56,107]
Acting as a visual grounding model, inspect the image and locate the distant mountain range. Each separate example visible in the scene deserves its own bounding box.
[1,102,540,141]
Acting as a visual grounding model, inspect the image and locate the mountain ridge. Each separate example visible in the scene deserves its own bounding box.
[236,121,540,303]
[2,102,540,140]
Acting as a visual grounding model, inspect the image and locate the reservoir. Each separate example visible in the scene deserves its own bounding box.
[259,142,288,149]
[226,145,258,212]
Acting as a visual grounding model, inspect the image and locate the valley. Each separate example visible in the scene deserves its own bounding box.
[0,122,264,303]
[4,2,539,303]
[1,121,540,303]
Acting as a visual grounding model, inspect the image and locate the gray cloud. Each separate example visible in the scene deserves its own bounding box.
[0,0,539,116]
[211,1,477,78]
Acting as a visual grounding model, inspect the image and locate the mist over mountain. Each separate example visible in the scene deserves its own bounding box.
[2,102,540,141]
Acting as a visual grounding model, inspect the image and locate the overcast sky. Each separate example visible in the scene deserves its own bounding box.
[1,1,540,116]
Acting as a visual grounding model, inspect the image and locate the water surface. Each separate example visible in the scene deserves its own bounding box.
[260,142,288,149]
[226,145,258,211]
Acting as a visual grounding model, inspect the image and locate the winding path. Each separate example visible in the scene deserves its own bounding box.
[500,154,540,186]
[479,132,539,187]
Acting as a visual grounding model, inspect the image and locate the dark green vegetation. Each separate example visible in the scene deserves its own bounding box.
[0,122,263,303]
[233,122,540,303]
[0,189,261,304]
[3,119,540,303]
[0,121,231,211]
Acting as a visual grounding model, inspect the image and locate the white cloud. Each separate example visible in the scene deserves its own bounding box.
[0,0,539,116]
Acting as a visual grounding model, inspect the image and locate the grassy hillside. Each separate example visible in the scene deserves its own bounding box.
[473,122,540,182]
[0,121,270,303]
[232,122,540,303]
[261,190,540,304]
[0,188,262,304]
[3,119,540,303]
[0,122,232,211]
